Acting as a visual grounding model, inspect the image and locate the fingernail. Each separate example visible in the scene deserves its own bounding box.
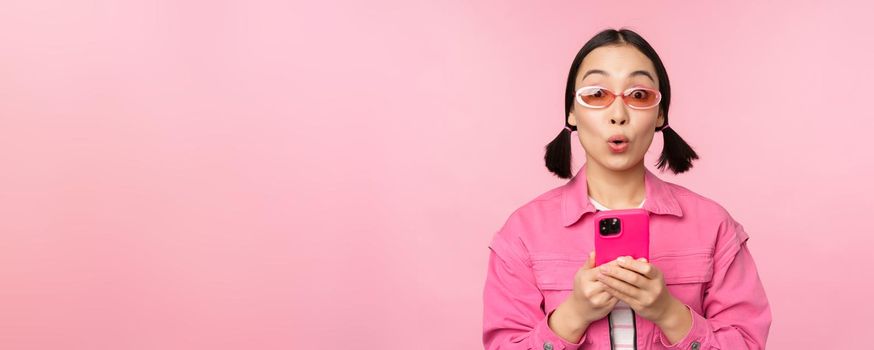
[617,257,627,264]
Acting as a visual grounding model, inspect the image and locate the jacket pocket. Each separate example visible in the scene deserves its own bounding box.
[530,252,588,290]
[652,249,714,285]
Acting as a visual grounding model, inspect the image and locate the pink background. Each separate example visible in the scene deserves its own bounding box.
[1,1,871,349]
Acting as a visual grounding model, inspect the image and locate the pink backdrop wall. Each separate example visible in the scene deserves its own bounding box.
[1,1,871,349]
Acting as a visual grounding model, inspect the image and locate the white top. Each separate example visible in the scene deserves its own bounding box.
[588,196,645,211]
[588,196,644,350]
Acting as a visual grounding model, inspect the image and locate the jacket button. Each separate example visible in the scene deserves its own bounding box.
[691,341,700,349]
[543,342,554,350]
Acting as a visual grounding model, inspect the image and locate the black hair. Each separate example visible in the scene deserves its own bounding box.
[544,27,699,179]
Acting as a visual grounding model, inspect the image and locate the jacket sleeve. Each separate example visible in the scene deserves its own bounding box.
[483,229,588,350]
[655,216,773,349]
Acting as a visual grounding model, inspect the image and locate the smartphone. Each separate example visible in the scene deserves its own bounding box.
[593,208,650,266]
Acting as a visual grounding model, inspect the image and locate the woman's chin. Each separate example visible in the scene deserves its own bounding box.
[595,154,643,172]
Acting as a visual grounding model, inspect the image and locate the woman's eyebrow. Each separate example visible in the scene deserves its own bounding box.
[581,69,655,83]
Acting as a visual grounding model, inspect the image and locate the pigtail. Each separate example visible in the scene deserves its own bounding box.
[655,125,699,174]
[544,126,575,179]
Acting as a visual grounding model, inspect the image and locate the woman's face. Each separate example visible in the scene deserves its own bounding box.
[567,44,665,172]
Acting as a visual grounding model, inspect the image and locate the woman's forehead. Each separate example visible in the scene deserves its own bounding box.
[577,45,656,84]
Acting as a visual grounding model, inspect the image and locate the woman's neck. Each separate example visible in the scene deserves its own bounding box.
[585,160,646,210]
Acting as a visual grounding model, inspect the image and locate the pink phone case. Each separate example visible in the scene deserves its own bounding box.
[593,208,650,266]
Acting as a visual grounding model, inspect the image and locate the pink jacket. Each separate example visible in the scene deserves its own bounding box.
[482,163,772,350]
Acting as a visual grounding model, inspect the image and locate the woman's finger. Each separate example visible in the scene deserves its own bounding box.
[597,270,640,298]
[616,256,658,279]
[600,263,648,288]
[603,284,636,307]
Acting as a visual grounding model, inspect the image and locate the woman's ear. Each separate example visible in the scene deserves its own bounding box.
[656,111,665,128]
[567,113,577,127]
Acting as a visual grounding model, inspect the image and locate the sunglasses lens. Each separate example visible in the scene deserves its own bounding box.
[625,88,660,108]
[578,87,614,107]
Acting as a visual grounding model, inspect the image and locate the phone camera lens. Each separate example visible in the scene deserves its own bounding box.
[599,217,622,236]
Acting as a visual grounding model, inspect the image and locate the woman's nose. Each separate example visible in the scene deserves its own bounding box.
[609,99,629,125]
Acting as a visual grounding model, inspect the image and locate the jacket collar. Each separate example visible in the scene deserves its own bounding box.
[561,162,683,227]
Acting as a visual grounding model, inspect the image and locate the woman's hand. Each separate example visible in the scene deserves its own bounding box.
[566,251,621,324]
[548,250,619,343]
[595,256,681,325]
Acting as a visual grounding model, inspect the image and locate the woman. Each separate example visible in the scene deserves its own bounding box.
[482,28,772,350]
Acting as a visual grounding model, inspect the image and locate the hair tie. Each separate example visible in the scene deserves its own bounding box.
[564,126,573,132]
[661,124,671,132]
